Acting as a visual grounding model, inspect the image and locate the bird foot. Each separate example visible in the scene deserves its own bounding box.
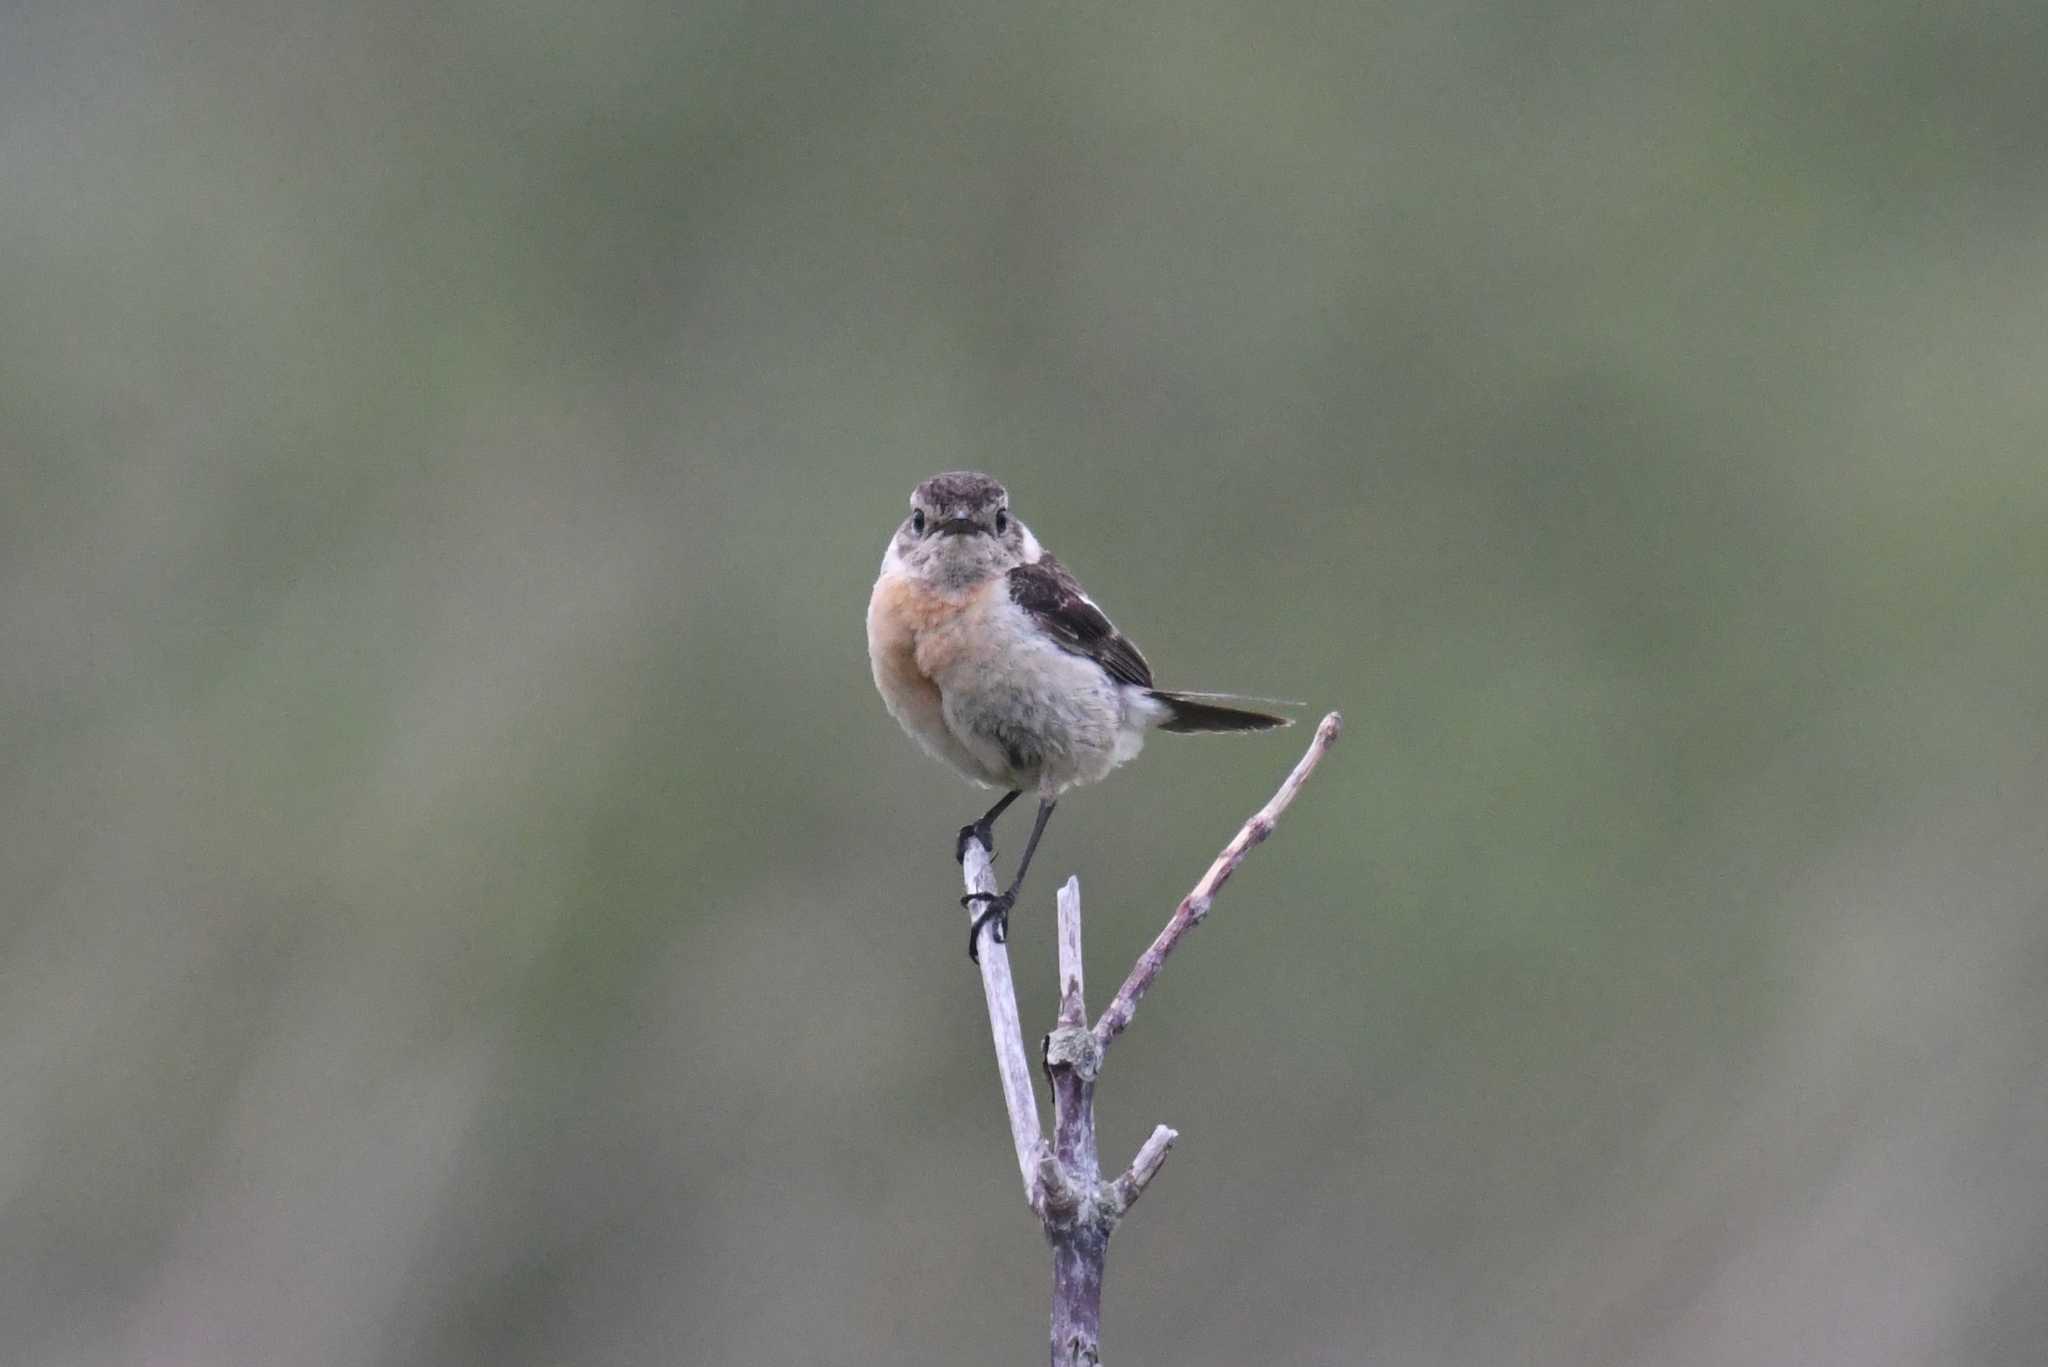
[955,820,995,864]
[962,889,1016,963]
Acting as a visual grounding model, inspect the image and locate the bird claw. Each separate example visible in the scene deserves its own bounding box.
[963,890,1015,963]
[955,821,994,864]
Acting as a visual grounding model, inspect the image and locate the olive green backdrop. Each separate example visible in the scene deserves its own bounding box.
[6,1,2046,1363]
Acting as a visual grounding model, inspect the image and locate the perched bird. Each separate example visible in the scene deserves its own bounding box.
[867,471,1293,960]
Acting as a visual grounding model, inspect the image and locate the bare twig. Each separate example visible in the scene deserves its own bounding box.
[1046,876,1099,1183]
[958,710,1343,1363]
[1108,1124,1178,1214]
[1094,711,1344,1052]
[962,839,1047,1205]
[1055,876,1086,1028]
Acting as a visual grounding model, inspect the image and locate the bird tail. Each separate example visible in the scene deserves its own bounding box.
[1148,689,1298,734]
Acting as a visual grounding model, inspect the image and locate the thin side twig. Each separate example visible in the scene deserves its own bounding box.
[1055,876,1086,1029]
[1093,711,1344,1053]
[1108,1124,1178,1213]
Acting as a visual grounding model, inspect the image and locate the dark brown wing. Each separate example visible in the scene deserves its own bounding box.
[1008,555,1153,688]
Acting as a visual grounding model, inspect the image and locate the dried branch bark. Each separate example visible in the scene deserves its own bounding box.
[963,839,1049,1206]
[1094,711,1345,1054]
[960,711,1343,1364]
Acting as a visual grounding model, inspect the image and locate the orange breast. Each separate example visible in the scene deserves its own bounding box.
[868,571,1018,786]
[868,572,1001,700]
[870,573,955,704]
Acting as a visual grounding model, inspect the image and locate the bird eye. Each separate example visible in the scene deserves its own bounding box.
[995,509,1009,533]
[912,509,926,534]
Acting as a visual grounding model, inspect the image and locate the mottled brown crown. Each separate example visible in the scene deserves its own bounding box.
[912,471,1007,512]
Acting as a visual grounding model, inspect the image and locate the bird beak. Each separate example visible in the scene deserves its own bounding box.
[935,517,986,536]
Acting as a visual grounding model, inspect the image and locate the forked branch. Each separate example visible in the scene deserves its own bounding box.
[961,710,1343,1364]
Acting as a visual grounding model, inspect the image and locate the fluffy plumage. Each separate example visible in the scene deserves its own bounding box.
[868,472,1292,799]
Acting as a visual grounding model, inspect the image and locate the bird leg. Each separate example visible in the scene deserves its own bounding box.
[956,788,1023,863]
[965,798,1057,962]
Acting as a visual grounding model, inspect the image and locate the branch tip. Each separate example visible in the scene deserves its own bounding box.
[1055,875,1086,1025]
[1110,1124,1179,1213]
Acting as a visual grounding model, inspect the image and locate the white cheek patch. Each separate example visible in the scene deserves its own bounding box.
[1018,522,1044,563]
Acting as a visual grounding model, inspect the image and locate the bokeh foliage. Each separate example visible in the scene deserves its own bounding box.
[4,1,2046,1363]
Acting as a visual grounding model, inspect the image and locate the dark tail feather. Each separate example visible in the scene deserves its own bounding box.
[1149,689,1295,734]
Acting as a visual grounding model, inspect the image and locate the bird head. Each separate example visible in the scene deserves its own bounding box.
[888,471,1039,589]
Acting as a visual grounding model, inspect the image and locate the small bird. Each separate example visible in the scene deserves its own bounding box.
[867,471,1293,960]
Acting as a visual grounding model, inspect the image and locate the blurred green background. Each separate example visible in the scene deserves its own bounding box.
[6,1,2047,1363]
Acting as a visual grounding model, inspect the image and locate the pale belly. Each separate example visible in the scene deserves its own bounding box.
[936,628,1135,792]
[868,569,1155,794]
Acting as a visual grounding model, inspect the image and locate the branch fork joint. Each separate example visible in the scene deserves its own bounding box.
[961,711,1343,1364]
